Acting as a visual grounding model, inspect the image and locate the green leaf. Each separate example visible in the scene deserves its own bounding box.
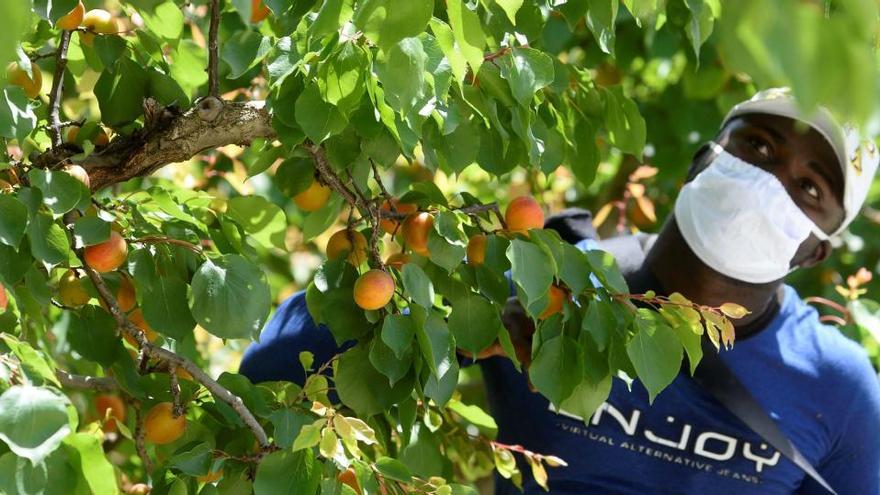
[189,255,271,339]
[558,243,592,296]
[222,31,271,80]
[851,299,880,341]
[317,42,367,114]
[295,83,347,143]
[317,287,372,344]
[500,48,554,107]
[374,457,412,483]
[496,0,524,24]
[530,336,582,406]
[427,229,467,273]
[429,19,468,86]
[370,335,412,386]
[93,35,127,67]
[170,40,209,96]
[447,399,498,436]
[414,309,454,377]
[140,1,185,41]
[68,305,124,365]
[0,88,37,142]
[0,195,27,247]
[584,249,628,294]
[73,216,110,247]
[27,212,70,266]
[557,0,588,29]
[353,0,434,50]
[302,195,344,242]
[0,335,59,387]
[448,294,503,355]
[227,196,288,250]
[269,409,310,449]
[602,86,646,159]
[401,263,434,308]
[0,386,72,464]
[0,244,31,286]
[254,450,321,495]
[381,314,417,359]
[94,58,149,126]
[63,433,119,495]
[335,344,412,416]
[31,0,78,23]
[134,259,197,341]
[309,0,355,37]
[662,307,703,376]
[446,0,486,76]
[292,419,324,451]
[585,0,619,55]
[626,309,684,403]
[27,168,88,216]
[424,357,458,407]
[507,239,553,305]
[376,37,428,114]
[558,374,612,421]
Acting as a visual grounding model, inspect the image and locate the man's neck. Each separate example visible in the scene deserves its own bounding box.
[641,217,784,336]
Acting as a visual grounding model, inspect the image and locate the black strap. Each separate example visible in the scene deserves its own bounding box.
[691,339,837,494]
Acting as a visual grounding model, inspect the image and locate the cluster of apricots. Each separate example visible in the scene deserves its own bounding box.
[93,397,184,445]
[323,195,546,312]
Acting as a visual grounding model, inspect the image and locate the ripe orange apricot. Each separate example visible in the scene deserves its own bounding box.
[379,199,418,235]
[293,180,331,212]
[116,274,136,313]
[144,402,186,445]
[0,284,7,311]
[505,196,544,234]
[401,212,433,256]
[250,0,271,22]
[56,1,85,30]
[81,9,117,47]
[7,63,42,99]
[95,394,126,433]
[126,308,159,346]
[467,234,487,265]
[353,269,394,310]
[59,269,91,306]
[67,126,110,146]
[539,285,567,320]
[326,229,367,265]
[63,164,90,189]
[385,252,409,270]
[84,230,128,273]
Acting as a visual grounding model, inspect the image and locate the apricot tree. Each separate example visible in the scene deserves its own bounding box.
[0,0,878,494]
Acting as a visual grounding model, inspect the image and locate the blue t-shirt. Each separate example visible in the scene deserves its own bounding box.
[239,243,880,494]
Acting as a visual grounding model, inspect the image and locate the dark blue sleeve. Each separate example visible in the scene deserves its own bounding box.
[239,290,345,386]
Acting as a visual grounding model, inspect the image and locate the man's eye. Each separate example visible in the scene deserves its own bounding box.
[801,179,821,200]
[747,137,772,159]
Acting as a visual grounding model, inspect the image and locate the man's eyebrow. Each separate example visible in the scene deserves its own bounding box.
[752,122,787,144]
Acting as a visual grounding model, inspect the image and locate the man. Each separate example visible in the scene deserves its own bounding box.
[240,89,880,494]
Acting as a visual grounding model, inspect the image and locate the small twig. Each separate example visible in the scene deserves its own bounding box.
[55,370,119,391]
[483,47,511,62]
[370,160,393,201]
[133,401,153,473]
[804,296,850,320]
[48,30,72,148]
[306,143,361,208]
[169,366,184,417]
[819,315,848,326]
[207,0,221,97]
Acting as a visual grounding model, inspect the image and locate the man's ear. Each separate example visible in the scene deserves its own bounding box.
[686,143,714,182]
[797,239,833,269]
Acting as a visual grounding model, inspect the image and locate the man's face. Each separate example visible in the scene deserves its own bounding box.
[690,113,846,268]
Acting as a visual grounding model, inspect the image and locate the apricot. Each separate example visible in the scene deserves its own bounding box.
[115,274,136,313]
[539,285,567,320]
[293,180,331,212]
[505,196,544,234]
[7,62,42,99]
[250,0,271,22]
[466,234,487,265]
[401,212,433,256]
[385,252,409,270]
[126,308,158,346]
[84,230,128,273]
[379,198,418,235]
[0,284,6,311]
[63,164,90,189]
[326,229,367,265]
[144,402,186,445]
[59,269,91,307]
[56,1,85,30]
[67,126,110,146]
[353,269,394,310]
[81,9,117,47]
[95,394,126,433]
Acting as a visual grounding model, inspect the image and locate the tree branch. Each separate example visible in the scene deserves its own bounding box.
[48,30,72,148]
[76,250,271,449]
[55,370,118,391]
[33,100,274,191]
[208,0,221,98]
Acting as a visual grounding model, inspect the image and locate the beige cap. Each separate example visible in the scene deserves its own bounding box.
[722,87,878,235]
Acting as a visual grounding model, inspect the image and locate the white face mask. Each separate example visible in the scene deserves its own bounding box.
[674,143,830,284]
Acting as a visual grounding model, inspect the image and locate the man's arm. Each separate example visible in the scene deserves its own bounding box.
[799,357,880,494]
